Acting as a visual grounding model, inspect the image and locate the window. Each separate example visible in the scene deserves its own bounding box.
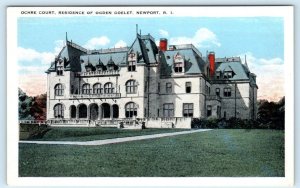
[56,66,63,76]
[183,103,193,117]
[224,88,231,97]
[157,109,160,117]
[158,83,160,93]
[126,80,137,94]
[144,81,148,92]
[163,103,174,117]
[54,103,64,118]
[104,82,114,93]
[224,71,233,79]
[185,82,191,93]
[174,62,183,73]
[128,61,136,71]
[93,83,102,94]
[207,105,212,117]
[166,82,172,93]
[216,88,220,96]
[216,72,221,79]
[205,85,209,94]
[125,102,138,118]
[70,105,76,119]
[82,84,91,94]
[54,84,64,96]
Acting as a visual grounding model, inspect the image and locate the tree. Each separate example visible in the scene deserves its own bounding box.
[18,88,34,120]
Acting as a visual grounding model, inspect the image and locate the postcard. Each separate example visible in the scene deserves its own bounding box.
[7,6,294,186]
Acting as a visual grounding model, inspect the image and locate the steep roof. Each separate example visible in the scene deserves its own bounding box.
[160,48,206,76]
[215,60,250,80]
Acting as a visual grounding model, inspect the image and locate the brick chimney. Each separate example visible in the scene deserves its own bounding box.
[159,38,168,51]
[208,52,215,77]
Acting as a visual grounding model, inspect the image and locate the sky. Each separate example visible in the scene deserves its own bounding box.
[17,16,284,102]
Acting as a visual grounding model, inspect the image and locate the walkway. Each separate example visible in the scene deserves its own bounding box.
[19,129,212,146]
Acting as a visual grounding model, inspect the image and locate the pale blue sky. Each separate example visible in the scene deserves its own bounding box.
[18,16,283,58]
[17,16,285,101]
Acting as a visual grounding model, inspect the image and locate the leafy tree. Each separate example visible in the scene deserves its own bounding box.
[18,88,34,120]
[19,88,47,120]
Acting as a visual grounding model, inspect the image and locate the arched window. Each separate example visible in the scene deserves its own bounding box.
[125,102,138,118]
[54,84,64,96]
[93,83,102,94]
[78,104,87,118]
[54,103,64,118]
[104,82,114,94]
[126,80,137,94]
[82,84,91,94]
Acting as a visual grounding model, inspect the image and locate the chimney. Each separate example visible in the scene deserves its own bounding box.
[208,52,215,77]
[159,38,168,52]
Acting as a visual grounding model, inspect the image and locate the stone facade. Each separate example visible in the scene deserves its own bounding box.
[46,32,258,127]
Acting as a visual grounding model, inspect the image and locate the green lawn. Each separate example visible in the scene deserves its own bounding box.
[19,129,284,177]
[25,127,186,141]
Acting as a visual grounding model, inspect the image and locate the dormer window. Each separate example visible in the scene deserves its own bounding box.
[96,58,104,71]
[224,71,233,79]
[107,56,115,71]
[174,62,183,73]
[56,66,63,76]
[216,71,221,79]
[173,53,184,73]
[56,57,64,76]
[128,52,137,72]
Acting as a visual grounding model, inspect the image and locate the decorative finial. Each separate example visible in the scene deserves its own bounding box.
[66,32,68,42]
[136,24,138,35]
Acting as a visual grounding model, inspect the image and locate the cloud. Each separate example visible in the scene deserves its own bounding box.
[83,36,110,49]
[159,29,169,37]
[17,47,55,65]
[170,28,221,48]
[114,40,127,48]
[18,74,47,96]
[239,52,284,102]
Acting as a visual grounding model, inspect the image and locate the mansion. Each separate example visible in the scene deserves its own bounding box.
[46,31,258,127]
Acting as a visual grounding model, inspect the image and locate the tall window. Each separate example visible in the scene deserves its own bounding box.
[207,105,212,117]
[104,82,114,93]
[163,103,174,117]
[224,88,232,97]
[54,103,64,118]
[126,80,137,94]
[157,83,160,93]
[185,82,191,93]
[70,105,76,119]
[54,84,64,96]
[93,83,102,94]
[216,88,220,96]
[56,66,63,76]
[128,61,136,71]
[82,84,91,94]
[183,103,193,117]
[166,82,172,93]
[125,102,138,118]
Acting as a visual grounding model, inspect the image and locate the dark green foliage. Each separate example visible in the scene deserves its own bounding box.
[18,88,34,120]
[257,97,285,130]
[19,124,50,140]
[18,88,46,120]
[192,97,285,130]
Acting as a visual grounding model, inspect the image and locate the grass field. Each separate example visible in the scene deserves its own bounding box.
[25,127,186,141]
[19,129,284,177]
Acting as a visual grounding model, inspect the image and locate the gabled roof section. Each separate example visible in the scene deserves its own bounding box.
[79,51,127,72]
[215,59,249,80]
[160,48,206,76]
[46,40,87,73]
